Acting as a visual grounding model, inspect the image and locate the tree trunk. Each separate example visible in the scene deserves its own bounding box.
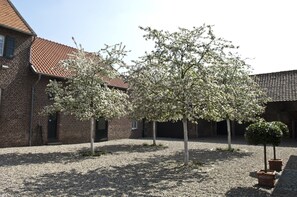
[153,121,157,146]
[226,119,232,150]
[90,117,95,155]
[182,117,189,166]
[264,144,267,173]
[273,145,276,160]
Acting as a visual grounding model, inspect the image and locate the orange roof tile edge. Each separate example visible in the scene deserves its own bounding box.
[0,0,36,35]
[31,37,128,89]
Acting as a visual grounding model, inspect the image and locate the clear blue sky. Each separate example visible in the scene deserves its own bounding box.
[11,0,297,74]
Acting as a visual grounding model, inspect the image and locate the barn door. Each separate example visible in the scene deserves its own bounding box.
[95,118,108,142]
[48,113,58,141]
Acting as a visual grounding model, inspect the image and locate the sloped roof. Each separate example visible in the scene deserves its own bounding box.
[255,70,297,102]
[0,0,35,35]
[31,37,75,78]
[31,37,128,89]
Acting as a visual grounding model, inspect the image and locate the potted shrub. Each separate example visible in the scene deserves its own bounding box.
[268,121,289,171]
[245,121,276,187]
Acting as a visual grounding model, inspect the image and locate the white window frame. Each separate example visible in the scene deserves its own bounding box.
[132,120,138,130]
[0,35,4,57]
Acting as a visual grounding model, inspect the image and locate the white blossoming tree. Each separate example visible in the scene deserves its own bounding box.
[210,55,269,150]
[135,25,240,165]
[128,58,172,146]
[44,42,130,155]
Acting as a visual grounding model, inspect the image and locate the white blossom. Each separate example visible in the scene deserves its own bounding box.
[44,42,130,154]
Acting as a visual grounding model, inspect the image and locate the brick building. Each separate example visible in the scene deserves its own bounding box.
[257,70,297,139]
[0,0,142,148]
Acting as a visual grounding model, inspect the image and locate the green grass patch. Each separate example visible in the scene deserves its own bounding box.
[191,160,204,167]
[173,160,205,170]
[216,147,240,152]
[142,142,149,146]
[79,149,110,157]
[142,143,168,148]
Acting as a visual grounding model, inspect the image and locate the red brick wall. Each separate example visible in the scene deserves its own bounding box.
[31,76,142,146]
[0,27,142,148]
[32,76,92,145]
[0,27,32,147]
[30,75,48,145]
[108,117,143,140]
[58,113,90,144]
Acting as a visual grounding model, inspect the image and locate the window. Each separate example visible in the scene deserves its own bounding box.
[0,35,4,57]
[0,35,15,58]
[4,36,15,58]
[132,120,138,130]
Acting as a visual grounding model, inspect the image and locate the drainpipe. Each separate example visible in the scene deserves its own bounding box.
[29,74,41,146]
[28,36,38,146]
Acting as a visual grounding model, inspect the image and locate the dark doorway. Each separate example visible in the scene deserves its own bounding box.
[217,121,227,135]
[157,121,183,138]
[290,111,297,139]
[48,113,58,141]
[235,122,249,136]
[95,118,108,142]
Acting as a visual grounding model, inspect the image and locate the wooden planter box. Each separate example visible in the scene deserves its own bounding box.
[269,159,282,172]
[257,170,276,187]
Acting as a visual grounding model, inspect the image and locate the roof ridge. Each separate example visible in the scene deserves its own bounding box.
[7,0,36,35]
[255,69,297,76]
[36,37,78,51]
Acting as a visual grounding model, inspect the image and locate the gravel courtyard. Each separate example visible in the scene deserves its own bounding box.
[0,138,296,197]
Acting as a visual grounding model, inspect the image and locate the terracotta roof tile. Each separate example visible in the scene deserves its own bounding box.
[0,0,35,35]
[31,37,128,89]
[255,70,297,102]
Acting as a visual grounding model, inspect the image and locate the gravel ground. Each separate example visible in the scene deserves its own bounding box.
[0,137,296,197]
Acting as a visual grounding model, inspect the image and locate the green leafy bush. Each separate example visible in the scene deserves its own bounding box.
[271,121,289,138]
[245,121,272,145]
[245,120,289,171]
[245,121,288,146]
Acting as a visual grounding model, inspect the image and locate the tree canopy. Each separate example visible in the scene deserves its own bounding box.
[129,25,255,165]
[44,42,130,154]
[135,25,241,123]
[210,55,268,123]
[209,54,269,150]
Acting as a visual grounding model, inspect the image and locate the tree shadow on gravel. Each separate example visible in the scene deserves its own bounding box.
[7,155,210,196]
[79,144,168,155]
[225,187,271,197]
[5,149,253,196]
[185,148,253,164]
[194,136,297,148]
[0,152,83,167]
[0,144,167,167]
